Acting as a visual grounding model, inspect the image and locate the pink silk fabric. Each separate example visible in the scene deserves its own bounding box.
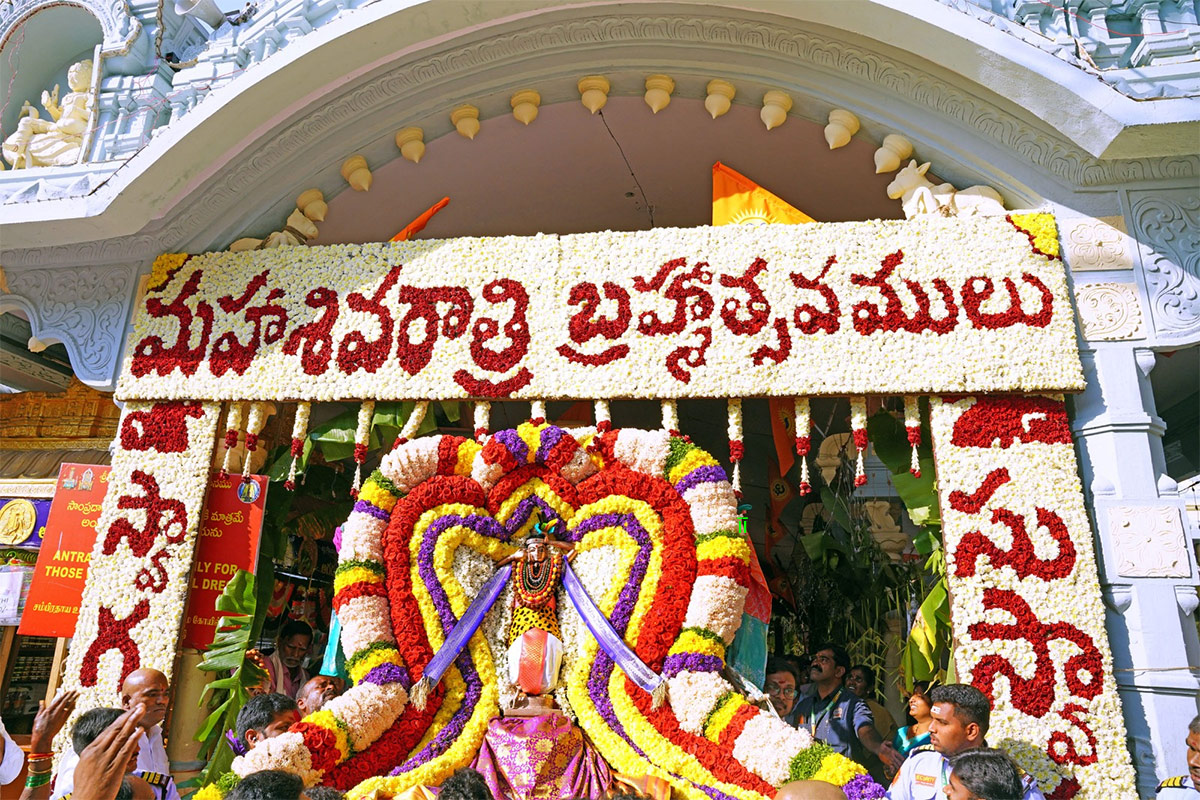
[470,713,614,799]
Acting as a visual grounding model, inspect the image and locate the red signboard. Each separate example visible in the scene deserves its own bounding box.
[19,464,111,637]
[181,474,267,649]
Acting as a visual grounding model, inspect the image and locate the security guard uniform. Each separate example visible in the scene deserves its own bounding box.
[1156,776,1200,797]
[59,771,180,800]
[886,745,1045,800]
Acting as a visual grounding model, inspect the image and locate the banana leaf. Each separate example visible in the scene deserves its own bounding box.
[865,408,940,528]
[191,569,266,788]
[900,576,951,690]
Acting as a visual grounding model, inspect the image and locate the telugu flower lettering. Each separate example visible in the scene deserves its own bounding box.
[849,250,958,335]
[80,600,151,687]
[789,255,841,335]
[338,265,403,374]
[103,470,188,557]
[634,258,714,335]
[210,270,288,377]
[969,587,1103,718]
[557,281,631,366]
[452,279,534,396]
[130,268,214,377]
[394,285,473,375]
[962,272,1053,329]
[282,286,340,375]
[119,401,203,452]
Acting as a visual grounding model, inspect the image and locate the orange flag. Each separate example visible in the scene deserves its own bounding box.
[765,455,793,558]
[767,398,796,477]
[391,197,450,242]
[711,162,815,226]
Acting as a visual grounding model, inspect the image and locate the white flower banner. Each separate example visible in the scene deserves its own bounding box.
[930,396,1136,799]
[57,401,220,738]
[118,215,1082,402]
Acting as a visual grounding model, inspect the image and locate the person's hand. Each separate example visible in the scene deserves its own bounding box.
[30,690,79,753]
[71,705,145,800]
[877,740,904,772]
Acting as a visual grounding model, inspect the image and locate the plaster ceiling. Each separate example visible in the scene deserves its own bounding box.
[309,95,904,245]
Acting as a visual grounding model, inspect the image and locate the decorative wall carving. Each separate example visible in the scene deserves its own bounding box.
[1129,189,1200,344]
[2,11,1198,270]
[1177,585,1200,616]
[0,0,140,58]
[1108,505,1191,578]
[1075,283,1146,341]
[0,263,138,389]
[1063,215,1132,271]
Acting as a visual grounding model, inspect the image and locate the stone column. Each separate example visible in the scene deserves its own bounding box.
[1071,343,1200,795]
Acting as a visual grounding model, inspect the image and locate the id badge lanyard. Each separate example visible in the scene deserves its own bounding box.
[809,687,842,739]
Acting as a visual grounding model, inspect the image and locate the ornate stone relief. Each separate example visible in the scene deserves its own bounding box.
[864,500,906,561]
[1129,189,1200,344]
[2,11,1198,269]
[0,263,138,390]
[1075,283,1145,341]
[1107,505,1191,578]
[0,0,141,58]
[1062,215,1132,271]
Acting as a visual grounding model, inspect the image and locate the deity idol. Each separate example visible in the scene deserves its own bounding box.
[497,517,575,712]
[2,60,95,169]
[409,509,665,715]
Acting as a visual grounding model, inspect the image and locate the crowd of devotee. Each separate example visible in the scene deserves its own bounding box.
[5,627,1199,800]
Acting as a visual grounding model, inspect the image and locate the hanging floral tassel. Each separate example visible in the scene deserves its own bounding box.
[220,401,245,478]
[661,399,679,435]
[794,397,812,495]
[242,402,268,479]
[352,400,375,496]
[850,396,868,488]
[474,400,491,442]
[727,398,744,498]
[285,402,311,491]
[904,395,922,477]
[594,400,611,433]
[394,401,429,447]
[530,400,546,425]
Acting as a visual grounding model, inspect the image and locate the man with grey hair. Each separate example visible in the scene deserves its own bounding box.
[1155,714,1200,797]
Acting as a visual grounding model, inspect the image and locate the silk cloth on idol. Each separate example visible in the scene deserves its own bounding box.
[470,713,613,799]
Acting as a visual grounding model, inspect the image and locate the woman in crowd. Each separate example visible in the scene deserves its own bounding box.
[892,680,934,757]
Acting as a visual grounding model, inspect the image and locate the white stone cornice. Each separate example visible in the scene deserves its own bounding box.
[1,2,1197,265]
[0,263,139,389]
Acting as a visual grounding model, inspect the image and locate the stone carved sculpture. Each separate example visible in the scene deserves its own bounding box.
[229,208,319,251]
[864,500,906,561]
[886,160,1006,219]
[2,60,95,169]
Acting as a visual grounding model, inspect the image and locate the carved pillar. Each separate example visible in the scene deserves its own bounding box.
[1072,344,1200,794]
[0,263,140,391]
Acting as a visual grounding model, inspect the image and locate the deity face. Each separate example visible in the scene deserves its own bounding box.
[526,540,547,562]
[67,60,93,92]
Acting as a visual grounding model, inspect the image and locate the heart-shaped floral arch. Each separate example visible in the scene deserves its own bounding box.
[233,423,873,798]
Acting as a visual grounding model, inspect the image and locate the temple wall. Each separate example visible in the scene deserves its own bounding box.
[0,1,1197,792]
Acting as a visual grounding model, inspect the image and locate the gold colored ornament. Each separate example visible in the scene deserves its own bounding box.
[643,75,674,114]
[760,90,792,131]
[450,105,480,140]
[511,90,541,125]
[577,76,610,114]
[0,499,37,545]
[395,127,425,163]
[704,79,735,119]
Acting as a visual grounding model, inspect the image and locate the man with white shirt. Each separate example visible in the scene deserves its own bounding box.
[0,715,23,785]
[53,669,172,797]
